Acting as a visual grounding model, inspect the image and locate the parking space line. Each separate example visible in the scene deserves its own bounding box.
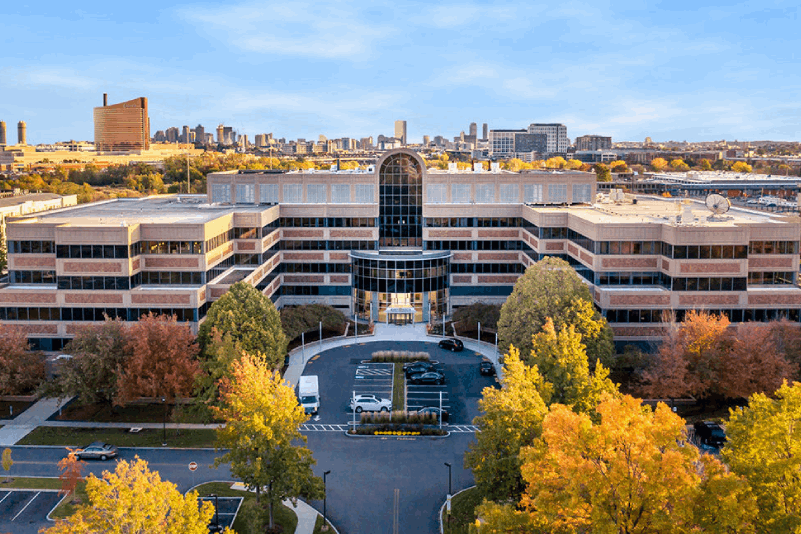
[12,491,39,521]
[0,492,9,505]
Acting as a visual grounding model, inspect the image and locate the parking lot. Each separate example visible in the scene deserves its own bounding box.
[299,340,498,426]
[0,489,61,533]
[198,496,242,531]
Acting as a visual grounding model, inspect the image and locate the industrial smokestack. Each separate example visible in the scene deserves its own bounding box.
[17,121,26,145]
[103,93,108,106]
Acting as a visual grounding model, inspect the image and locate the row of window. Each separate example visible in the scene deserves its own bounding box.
[212,183,379,204]
[424,183,593,204]
[451,263,525,274]
[280,240,377,251]
[205,229,234,252]
[747,272,796,285]
[234,248,279,266]
[425,240,525,251]
[282,263,351,273]
[278,218,377,228]
[604,308,801,324]
[0,306,204,322]
[425,217,522,228]
[278,285,352,296]
[9,271,56,284]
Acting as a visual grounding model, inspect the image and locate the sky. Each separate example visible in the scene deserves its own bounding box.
[1,1,800,145]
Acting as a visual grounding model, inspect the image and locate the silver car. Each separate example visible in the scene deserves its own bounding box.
[75,442,118,461]
[349,394,391,413]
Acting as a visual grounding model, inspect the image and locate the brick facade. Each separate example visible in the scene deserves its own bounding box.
[602,257,659,269]
[609,294,671,306]
[65,293,124,304]
[679,262,742,274]
[63,261,123,273]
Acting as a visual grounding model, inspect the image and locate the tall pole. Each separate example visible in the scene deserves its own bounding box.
[302,331,305,363]
[478,321,481,343]
[319,321,323,351]
[439,391,443,430]
[161,397,167,446]
[323,470,332,531]
[444,462,452,495]
[186,155,190,194]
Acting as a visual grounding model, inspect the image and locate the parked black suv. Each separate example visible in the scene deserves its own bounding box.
[404,361,436,378]
[479,360,496,376]
[693,421,727,448]
[438,338,464,352]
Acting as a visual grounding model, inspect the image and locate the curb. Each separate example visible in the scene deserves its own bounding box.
[439,485,477,534]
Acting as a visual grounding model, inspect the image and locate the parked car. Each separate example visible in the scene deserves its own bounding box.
[439,338,464,352]
[349,394,392,413]
[693,421,727,448]
[75,442,118,461]
[409,371,445,385]
[417,406,449,423]
[404,361,436,378]
[479,360,496,376]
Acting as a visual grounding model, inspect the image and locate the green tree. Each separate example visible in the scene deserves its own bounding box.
[497,257,614,366]
[594,163,611,182]
[192,328,241,420]
[43,456,219,534]
[722,382,801,532]
[528,318,618,413]
[213,352,324,529]
[198,281,288,368]
[464,347,550,503]
[280,304,346,343]
[0,224,7,273]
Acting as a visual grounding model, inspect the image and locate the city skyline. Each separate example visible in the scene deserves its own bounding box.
[2,1,800,144]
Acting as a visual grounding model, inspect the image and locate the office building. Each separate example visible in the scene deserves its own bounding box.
[482,123,488,141]
[18,121,27,145]
[0,121,6,146]
[3,149,800,351]
[576,135,612,151]
[489,130,547,158]
[527,123,568,153]
[193,125,205,145]
[394,120,407,145]
[469,123,477,137]
[93,95,149,152]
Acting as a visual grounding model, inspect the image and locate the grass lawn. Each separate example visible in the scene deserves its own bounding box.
[312,513,335,533]
[0,476,62,490]
[49,480,89,519]
[17,426,218,448]
[52,402,221,424]
[193,482,298,533]
[393,363,405,411]
[442,486,482,534]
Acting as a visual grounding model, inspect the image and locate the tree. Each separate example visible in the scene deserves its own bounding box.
[699,158,713,171]
[280,304,346,342]
[564,158,584,170]
[213,352,324,529]
[2,448,12,482]
[474,395,756,534]
[42,456,219,534]
[0,224,6,273]
[198,281,288,368]
[452,302,501,333]
[609,160,629,173]
[57,448,86,504]
[593,163,611,182]
[528,318,618,414]
[497,257,614,366]
[650,157,668,171]
[117,313,200,404]
[732,161,753,173]
[545,157,567,169]
[192,328,242,420]
[48,317,130,407]
[722,382,801,532]
[464,347,550,503]
[0,323,43,395]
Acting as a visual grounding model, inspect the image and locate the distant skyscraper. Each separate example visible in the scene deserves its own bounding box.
[0,121,6,146]
[482,123,488,140]
[469,122,477,137]
[94,95,150,152]
[181,125,190,144]
[194,124,205,145]
[217,125,225,144]
[527,123,568,153]
[423,135,430,145]
[394,120,407,145]
[575,135,612,151]
[17,121,27,145]
[165,127,179,143]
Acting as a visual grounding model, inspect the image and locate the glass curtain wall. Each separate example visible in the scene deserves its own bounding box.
[379,153,423,248]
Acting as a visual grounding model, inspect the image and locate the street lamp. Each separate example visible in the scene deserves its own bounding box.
[323,470,332,531]
[208,493,220,532]
[161,397,167,446]
[444,462,452,496]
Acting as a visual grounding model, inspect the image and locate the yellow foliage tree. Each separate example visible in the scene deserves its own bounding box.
[564,158,584,170]
[650,157,668,171]
[732,161,753,173]
[42,456,221,534]
[545,157,567,169]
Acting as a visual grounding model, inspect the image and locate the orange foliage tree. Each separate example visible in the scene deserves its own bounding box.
[57,447,86,504]
[0,323,44,395]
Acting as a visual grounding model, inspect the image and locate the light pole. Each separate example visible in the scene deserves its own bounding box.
[323,470,332,531]
[208,493,220,532]
[444,462,452,496]
[161,397,167,446]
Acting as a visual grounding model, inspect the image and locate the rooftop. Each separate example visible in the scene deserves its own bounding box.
[648,171,801,184]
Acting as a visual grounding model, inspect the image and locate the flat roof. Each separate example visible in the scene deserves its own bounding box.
[0,193,69,208]
[12,195,266,226]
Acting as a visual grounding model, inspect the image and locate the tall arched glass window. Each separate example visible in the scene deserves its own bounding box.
[379,153,423,248]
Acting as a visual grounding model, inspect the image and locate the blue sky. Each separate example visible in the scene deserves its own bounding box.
[2,1,800,144]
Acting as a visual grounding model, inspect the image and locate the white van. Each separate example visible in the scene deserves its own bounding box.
[298,375,320,415]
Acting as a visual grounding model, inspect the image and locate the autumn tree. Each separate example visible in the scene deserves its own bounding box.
[57,448,86,504]
[528,319,618,413]
[722,382,801,532]
[545,157,567,169]
[0,323,43,395]
[464,347,550,503]
[699,158,713,171]
[198,281,288,368]
[650,157,668,171]
[670,158,690,171]
[2,448,12,482]
[593,162,611,181]
[117,313,200,404]
[732,161,753,173]
[609,159,629,173]
[214,352,324,529]
[498,257,614,366]
[475,395,757,534]
[564,158,584,170]
[42,456,219,534]
[192,328,241,420]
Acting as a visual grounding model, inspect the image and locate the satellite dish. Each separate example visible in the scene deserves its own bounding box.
[705,194,731,215]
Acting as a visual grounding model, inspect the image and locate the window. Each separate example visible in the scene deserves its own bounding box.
[524,184,543,203]
[499,184,519,203]
[331,184,350,203]
[211,184,231,203]
[451,184,471,203]
[427,184,447,203]
[475,184,495,203]
[572,183,592,203]
[355,184,375,203]
[235,184,255,204]
[283,184,303,203]
[306,184,327,204]
[259,184,279,204]
[548,184,567,203]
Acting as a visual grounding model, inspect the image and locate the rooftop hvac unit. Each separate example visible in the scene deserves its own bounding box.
[473,162,483,173]
[491,162,500,173]
[448,162,457,172]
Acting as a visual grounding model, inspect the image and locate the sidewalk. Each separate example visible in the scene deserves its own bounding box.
[231,482,329,534]
[0,396,73,446]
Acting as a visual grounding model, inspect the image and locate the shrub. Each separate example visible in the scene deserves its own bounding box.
[370,351,430,363]
[280,304,346,342]
[360,410,438,425]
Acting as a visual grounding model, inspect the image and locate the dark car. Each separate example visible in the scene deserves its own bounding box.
[75,442,118,461]
[479,360,496,376]
[693,421,727,448]
[409,371,445,385]
[418,406,449,423]
[439,338,464,352]
[404,361,436,378]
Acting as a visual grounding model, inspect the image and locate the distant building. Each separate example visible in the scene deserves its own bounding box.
[527,123,568,153]
[422,135,430,146]
[93,95,150,152]
[469,122,477,137]
[193,124,205,145]
[165,127,179,143]
[394,120,407,145]
[489,129,547,158]
[17,121,27,146]
[482,123,488,141]
[0,121,6,146]
[576,135,612,151]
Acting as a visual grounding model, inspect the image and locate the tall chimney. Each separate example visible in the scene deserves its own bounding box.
[103,93,108,106]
